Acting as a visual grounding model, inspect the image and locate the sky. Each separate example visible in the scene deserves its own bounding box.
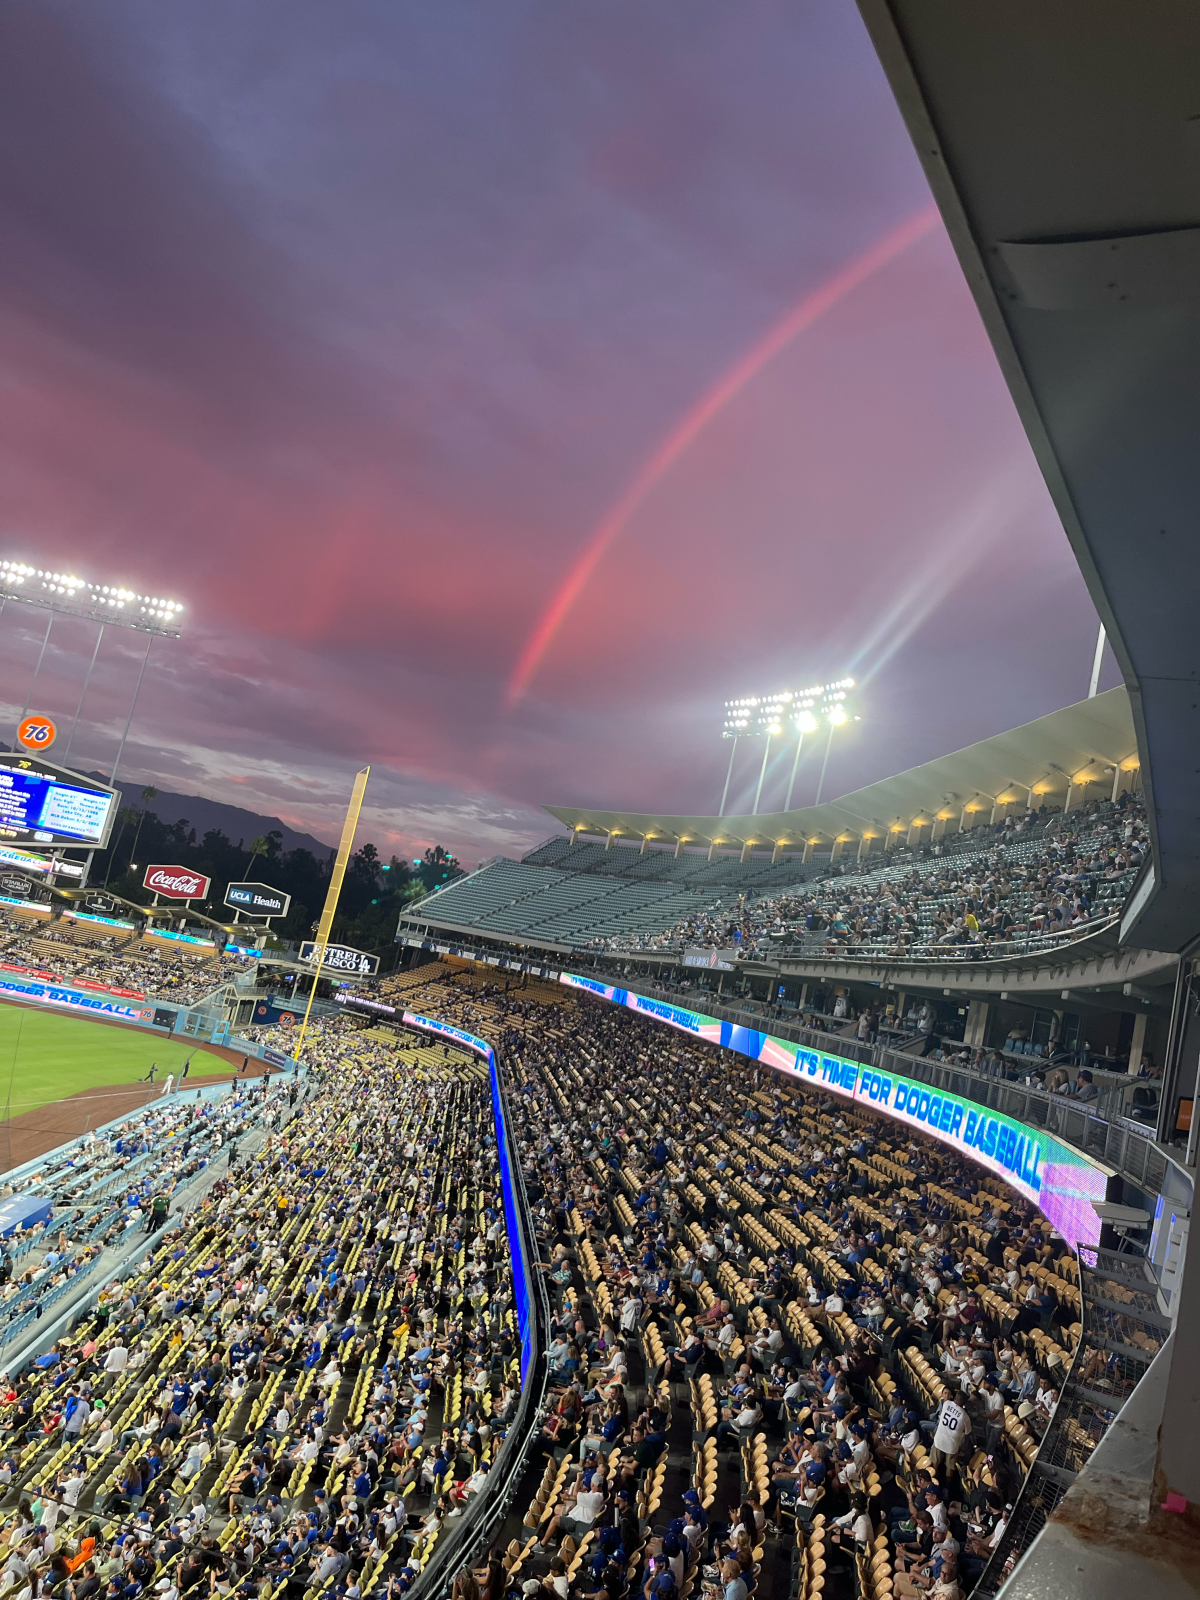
[0,0,1115,865]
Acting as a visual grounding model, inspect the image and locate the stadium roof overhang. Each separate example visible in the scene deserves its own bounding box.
[546,687,1137,854]
[856,0,1200,954]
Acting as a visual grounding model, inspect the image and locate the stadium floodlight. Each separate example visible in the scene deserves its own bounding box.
[721,678,859,817]
[0,559,185,637]
[1,556,188,795]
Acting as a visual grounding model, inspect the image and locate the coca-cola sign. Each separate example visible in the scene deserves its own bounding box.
[142,864,211,900]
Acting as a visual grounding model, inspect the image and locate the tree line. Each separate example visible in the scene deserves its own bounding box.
[91,791,462,959]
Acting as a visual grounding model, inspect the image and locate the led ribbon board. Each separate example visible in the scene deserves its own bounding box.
[0,974,149,1023]
[558,973,1106,1251]
[402,1010,533,1382]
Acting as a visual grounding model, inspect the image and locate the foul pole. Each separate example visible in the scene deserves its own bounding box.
[292,765,370,1061]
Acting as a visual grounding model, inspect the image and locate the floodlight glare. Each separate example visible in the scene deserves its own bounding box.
[0,556,185,635]
[721,677,856,739]
[828,705,848,725]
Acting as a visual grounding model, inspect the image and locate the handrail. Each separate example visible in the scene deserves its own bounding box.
[594,915,1124,965]
[974,1246,1168,1595]
[408,1040,549,1600]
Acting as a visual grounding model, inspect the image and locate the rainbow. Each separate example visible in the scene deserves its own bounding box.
[506,200,942,707]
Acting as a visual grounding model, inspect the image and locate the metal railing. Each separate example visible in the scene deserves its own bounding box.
[407,1042,550,1600]
[974,1248,1169,1595]
[742,915,1123,966]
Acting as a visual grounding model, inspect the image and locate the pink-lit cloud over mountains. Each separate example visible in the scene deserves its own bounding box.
[0,1,1110,863]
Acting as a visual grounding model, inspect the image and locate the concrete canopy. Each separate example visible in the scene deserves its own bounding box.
[856,0,1200,952]
[545,687,1137,855]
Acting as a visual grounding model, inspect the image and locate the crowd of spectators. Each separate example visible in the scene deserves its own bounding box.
[0,1018,520,1600]
[590,797,1147,964]
[0,1080,288,1352]
[0,912,251,1008]
[394,970,1114,1600]
[0,957,1136,1600]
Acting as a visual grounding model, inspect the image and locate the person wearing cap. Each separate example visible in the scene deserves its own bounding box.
[1069,1070,1098,1103]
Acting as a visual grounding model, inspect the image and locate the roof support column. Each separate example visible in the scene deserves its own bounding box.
[857,836,873,863]
[674,838,686,859]
[802,840,815,863]
[605,831,617,851]
[740,841,754,863]
[707,840,719,862]
[1127,1010,1148,1074]
[831,837,846,861]
[639,836,649,855]
[771,842,785,864]
[965,1000,989,1048]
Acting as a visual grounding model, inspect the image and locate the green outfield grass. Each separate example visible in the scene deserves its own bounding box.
[0,1002,227,1121]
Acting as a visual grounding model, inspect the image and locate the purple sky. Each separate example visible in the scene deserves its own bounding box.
[0,1,1113,864]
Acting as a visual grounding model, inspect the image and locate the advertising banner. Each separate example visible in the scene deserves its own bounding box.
[16,715,57,752]
[251,997,308,1027]
[298,941,379,976]
[224,881,291,919]
[334,991,397,1017]
[558,972,1107,1251]
[143,864,211,900]
[0,973,149,1023]
[683,947,739,971]
[0,844,84,879]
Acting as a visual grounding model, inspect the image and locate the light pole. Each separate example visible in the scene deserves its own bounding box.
[63,622,105,768]
[14,612,55,743]
[718,737,739,817]
[814,704,848,807]
[784,710,818,810]
[752,724,781,815]
[722,679,856,815]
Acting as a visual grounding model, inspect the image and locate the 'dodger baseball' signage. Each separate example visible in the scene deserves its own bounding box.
[142,864,211,901]
[224,881,291,919]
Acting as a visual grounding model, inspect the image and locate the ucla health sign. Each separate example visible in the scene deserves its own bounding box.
[559,973,1106,1251]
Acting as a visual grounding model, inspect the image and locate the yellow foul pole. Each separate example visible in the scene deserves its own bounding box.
[292,765,369,1060]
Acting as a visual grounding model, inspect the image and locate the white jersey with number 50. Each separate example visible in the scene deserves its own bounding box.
[933,1399,968,1455]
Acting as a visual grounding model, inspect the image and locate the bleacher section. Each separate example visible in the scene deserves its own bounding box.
[407,857,732,948]
[405,799,1144,963]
